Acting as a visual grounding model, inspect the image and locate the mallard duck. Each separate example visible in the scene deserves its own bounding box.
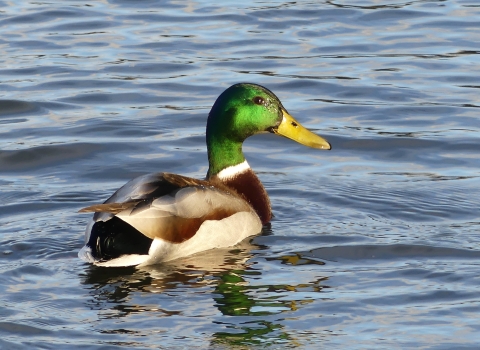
[78,83,331,267]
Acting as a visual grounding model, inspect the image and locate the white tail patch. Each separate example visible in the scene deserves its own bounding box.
[77,245,150,267]
[217,160,250,180]
[95,254,150,267]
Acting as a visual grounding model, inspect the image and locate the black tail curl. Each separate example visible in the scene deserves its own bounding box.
[87,217,153,261]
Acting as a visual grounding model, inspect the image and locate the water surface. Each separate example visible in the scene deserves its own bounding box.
[1,0,479,348]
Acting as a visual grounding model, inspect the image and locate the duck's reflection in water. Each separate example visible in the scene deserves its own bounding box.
[81,239,331,347]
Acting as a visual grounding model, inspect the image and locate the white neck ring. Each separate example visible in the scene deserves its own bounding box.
[217,160,251,180]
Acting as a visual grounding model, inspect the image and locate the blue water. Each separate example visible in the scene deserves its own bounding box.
[1,0,479,348]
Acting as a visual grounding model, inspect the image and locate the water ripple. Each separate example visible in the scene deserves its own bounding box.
[0,0,479,348]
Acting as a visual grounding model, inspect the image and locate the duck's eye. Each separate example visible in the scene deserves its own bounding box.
[253,96,265,105]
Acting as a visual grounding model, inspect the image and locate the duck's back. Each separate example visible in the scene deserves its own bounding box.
[78,172,262,267]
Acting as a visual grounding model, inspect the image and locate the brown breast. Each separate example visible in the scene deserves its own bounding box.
[213,169,272,225]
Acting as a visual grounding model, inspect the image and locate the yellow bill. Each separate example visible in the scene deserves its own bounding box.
[274,109,331,150]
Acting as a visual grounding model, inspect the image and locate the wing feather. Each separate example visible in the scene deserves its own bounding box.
[79,172,258,244]
[117,186,256,243]
[78,201,142,214]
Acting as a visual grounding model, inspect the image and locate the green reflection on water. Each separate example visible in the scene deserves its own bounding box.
[81,244,330,347]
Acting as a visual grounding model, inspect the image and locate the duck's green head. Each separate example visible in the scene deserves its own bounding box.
[206,83,331,177]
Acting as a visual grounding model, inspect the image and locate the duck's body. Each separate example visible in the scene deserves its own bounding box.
[79,83,331,267]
